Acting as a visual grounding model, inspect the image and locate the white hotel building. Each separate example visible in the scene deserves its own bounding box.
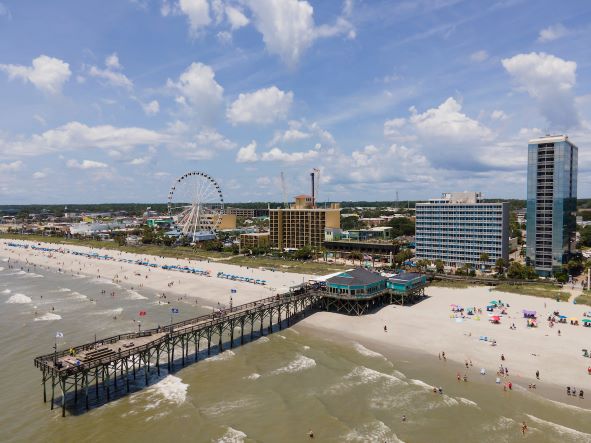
[415,192,509,268]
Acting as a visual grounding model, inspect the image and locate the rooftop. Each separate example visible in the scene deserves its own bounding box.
[327,267,386,286]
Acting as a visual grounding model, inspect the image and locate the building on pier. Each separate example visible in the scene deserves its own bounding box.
[323,267,427,315]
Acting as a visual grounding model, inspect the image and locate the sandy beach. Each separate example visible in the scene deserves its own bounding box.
[0,239,312,308]
[3,238,591,403]
[302,285,591,398]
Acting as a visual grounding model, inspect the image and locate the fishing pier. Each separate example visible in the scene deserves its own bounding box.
[33,267,428,416]
[34,291,321,417]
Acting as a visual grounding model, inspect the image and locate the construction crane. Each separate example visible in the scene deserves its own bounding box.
[280,171,288,208]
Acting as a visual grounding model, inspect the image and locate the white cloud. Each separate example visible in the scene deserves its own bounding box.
[491,109,508,121]
[88,55,133,90]
[0,160,22,172]
[128,156,151,165]
[261,147,319,162]
[382,97,497,170]
[502,52,578,128]
[269,120,335,148]
[0,2,11,19]
[227,86,293,125]
[409,97,493,141]
[0,122,168,157]
[167,62,224,122]
[176,129,236,160]
[470,50,489,62]
[66,159,109,170]
[32,171,48,179]
[236,140,258,163]
[0,55,71,94]
[225,5,249,30]
[538,23,568,43]
[179,0,211,35]
[142,100,160,115]
[105,53,122,69]
[33,114,47,126]
[244,0,354,67]
[217,30,232,44]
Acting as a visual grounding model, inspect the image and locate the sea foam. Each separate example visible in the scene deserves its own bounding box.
[34,313,62,321]
[144,375,188,409]
[270,354,316,375]
[1,289,11,294]
[216,427,247,443]
[6,293,32,304]
[353,342,385,359]
[526,414,591,440]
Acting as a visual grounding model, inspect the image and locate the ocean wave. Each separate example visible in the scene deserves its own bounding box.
[457,397,479,408]
[276,334,286,340]
[353,343,385,359]
[56,288,72,293]
[482,416,516,432]
[255,336,270,344]
[144,375,188,409]
[93,307,123,317]
[70,291,88,301]
[245,373,261,380]
[343,420,404,443]
[216,427,247,443]
[201,398,258,417]
[207,350,236,362]
[526,414,591,441]
[1,289,11,294]
[302,345,310,350]
[327,366,405,396]
[1,258,8,262]
[34,313,62,321]
[127,290,148,300]
[270,354,316,376]
[0,266,5,271]
[6,293,32,304]
[410,379,433,390]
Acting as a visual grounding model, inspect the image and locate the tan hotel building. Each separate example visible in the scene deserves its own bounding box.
[269,195,340,250]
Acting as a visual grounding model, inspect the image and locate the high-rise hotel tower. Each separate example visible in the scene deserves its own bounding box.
[526,135,578,276]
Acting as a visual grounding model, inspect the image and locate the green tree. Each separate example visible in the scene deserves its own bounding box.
[349,251,363,265]
[434,259,445,273]
[294,246,314,260]
[387,217,415,237]
[581,225,591,247]
[415,259,431,272]
[495,258,506,275]
[479,253,490,268]
[507,261,525,279]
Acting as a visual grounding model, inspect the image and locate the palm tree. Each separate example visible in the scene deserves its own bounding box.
[479,252,490,270]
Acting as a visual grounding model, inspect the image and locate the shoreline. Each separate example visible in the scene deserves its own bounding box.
[3,238,591,410]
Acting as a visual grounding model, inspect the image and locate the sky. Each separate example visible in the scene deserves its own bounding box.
[0,0,591,204]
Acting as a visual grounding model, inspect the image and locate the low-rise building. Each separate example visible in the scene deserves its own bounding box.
[239,232,270,251]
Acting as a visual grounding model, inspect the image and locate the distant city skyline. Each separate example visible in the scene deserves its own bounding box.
[0,1,590,204]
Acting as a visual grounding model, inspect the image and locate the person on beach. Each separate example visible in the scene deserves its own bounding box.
[384,325,387,332]
[521,422,528,435]
[401,415,406,422]
[536,370,540,380]
[442,351,446,361]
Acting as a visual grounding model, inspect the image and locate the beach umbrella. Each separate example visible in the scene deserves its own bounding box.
[582,319,591,323]
[559,315,567,319]
[490,315,501,321]
[568,317,579,322]
[489,300,498,305]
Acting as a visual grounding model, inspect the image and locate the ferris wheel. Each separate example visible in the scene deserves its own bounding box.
[167,171,224,240]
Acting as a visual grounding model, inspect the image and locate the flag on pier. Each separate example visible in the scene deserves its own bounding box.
[138,310,147,316]
[171,308,179,314]
[55,332,64,338]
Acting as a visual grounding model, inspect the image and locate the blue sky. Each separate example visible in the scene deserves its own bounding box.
[0,0,591,204]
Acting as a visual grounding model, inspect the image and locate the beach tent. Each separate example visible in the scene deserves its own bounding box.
[523,310,537,318]
[489,315,501,324]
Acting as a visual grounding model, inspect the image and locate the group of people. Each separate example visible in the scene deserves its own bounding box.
[566,386,584,398]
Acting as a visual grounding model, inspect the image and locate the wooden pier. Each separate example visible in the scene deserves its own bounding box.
[34,271,429,416]
[34,290,322,417]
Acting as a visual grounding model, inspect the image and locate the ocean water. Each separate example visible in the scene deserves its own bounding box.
[1,256,591,443]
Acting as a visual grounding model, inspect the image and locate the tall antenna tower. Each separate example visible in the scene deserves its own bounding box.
[312,168,320,206]
[280,171,288,208]
[396,191,399,210]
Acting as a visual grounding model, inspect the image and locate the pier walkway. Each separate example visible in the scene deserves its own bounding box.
[34,290,322,417]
